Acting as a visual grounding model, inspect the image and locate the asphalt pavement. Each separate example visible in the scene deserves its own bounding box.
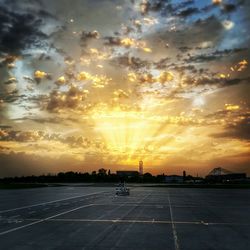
[0,186,250,250]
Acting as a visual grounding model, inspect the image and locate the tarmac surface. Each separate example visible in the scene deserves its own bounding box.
[1,186,250,250]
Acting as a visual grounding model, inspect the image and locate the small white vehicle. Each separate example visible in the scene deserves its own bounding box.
[115,183,130,196]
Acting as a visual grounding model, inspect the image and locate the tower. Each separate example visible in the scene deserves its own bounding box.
[183,170,186,179]
[139,160,143,175]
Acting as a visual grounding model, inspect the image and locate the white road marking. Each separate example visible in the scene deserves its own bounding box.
[0,204,94,236]
[0,191,104,213]
[93,203,167,207]
[167,190,180,250]
[22,218,201,224]
[4,215,249,226]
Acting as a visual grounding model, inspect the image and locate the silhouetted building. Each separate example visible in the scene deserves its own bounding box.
[206,167,246,183]
[139,160,143,175]
[183,171,186,181]
[165,175,183,183]
[116,171,139,178]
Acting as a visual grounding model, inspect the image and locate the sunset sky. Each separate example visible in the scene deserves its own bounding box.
[0,0,249,177]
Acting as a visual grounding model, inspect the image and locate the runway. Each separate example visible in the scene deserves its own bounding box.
[1,186,250,249]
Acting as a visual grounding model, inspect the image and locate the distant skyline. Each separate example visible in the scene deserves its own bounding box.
[0,0,250,177]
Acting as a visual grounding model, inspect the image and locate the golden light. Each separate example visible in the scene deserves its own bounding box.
[88,97,200,166]
[34,70,48,79]
[121,38,135,47]
[56,76,66,85]
[143,47,152,53]
[158,71,174,83]
[225,104,240,111]
[212,0,222,4]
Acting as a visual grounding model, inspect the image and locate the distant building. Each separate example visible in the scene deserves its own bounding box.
[206,167,246,182]
[116,171,139,178]
[139,160,143,175]
[165,175,183,183]
[183,171,186,181]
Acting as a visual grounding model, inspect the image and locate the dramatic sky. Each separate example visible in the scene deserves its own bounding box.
[0,0,249,177]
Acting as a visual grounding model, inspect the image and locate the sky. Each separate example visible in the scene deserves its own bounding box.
[0,0,249,177]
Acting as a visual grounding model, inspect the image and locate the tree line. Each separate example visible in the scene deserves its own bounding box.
[0,168,174,183]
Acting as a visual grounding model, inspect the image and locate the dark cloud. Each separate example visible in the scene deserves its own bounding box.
[80,30,100,47]
[0,89,25,103]
[47,85,89,112]
[178,46,193,53]
[0,129,42,142]
[23,76,35,84]
[193,76,250,88]
[0,127,107,152]
[139,0,196,17]
[0,129,63,143]
[211,115,250,141]
[0,6,48,55]
[168,64,197,73]
[0,55,18,67]
[177,7,200,17]
[206,105,250,141]
[139,0,164,15]
[150,15,224,54]
[3,77,17,85]
[153,57,171,69]
[113,55,150,70]
[221,3,237,13]
[185,48,248,63]
[201,4,217,13]
[221,77,250,87]
[104,36,122,46]
[175,0,194,9]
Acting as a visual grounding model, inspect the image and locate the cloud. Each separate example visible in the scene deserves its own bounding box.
[196,76,250,88]
[47,85,89,112]
[80,30,100,47]
[34,70,52,83]
[0,89,24,103]
[0,127,108,155]
[0,55,19,67]
[207,105,250,141]
[138,0,194,16]
[177,7,200,17]
[127,70,174,85]
[0,129,42,142]
[221,3,237,13]
[185,48,247,63]
[3,77,17,85]
[113,89,130,99]
[0,5,48,55]
[113,55,150,70]
[211,115,250,141]
[104,36,152,52]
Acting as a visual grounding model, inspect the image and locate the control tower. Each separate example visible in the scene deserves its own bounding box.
[139,160,143,175]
